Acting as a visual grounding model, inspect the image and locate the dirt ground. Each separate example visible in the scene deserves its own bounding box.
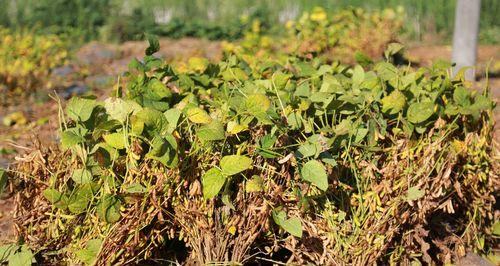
[0,39,498,250]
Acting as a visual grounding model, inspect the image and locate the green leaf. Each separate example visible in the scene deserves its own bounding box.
[186,107,212,124]
[66,97,98,122]
[381,90,406,114]
[301,160,328,191]
[43,188,69,209]
[406,187,425,201]
[145,34,160,55]
[68,184,93,214]
[8,249,35,266]
[220,155,252,176]
[287,112,303,130]
[61,127,87,149]
[75,239,102,265]
[71,169,93,184]
[147,79,172,100]
[103,132,127,150]
[245,175,264,193]
[352,65,365,87]
[135,108,169,135]
[202,168,226,199]
[375,62,398,81]
[0,169,7,196]
[407,102,435,124]
[146,135,178,168]
[104,98,141,123]
[492,221,500,236]
[164,108,182,133]
[453,87,471,107]
[297,142,317,158]
[280,217,303,238]
[124,183,146,193]
[272,210,303,237]
[244,94,271,115]
[97,195,121,223]
[197,120,225,141]
[354,51,373,67]
[0,244,18,263]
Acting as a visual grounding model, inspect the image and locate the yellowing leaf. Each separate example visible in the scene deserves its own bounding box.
[381,90,406,114]
[245,175,264,193]
[186,107,212,124]
[188,57,209,72]
[2,111,27,126]
[103,132,127,150]
[227,121,248,135]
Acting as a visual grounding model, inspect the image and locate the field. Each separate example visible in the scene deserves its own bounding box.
[0,3,499,266]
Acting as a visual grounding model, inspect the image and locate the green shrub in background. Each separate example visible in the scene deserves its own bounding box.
[0,0,498,43]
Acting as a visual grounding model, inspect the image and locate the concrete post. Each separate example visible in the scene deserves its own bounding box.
[451,0,481,81]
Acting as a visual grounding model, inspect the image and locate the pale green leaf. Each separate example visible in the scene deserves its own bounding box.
[406,187,425,201]
[202,168,226,199]
[197,120,225,141]
[66,97,98,122]
[71,169,93,184]
[61,127,86,149]
[104,98,141,123]
[164,108,182,133]
[8,249,34,266]
[220,155,252,176]
[407,102,435,124]
[301,160,328,191]
[43,188,69,209]
[272,210,302,237]
[0,244,18,263]
[75,239,102,265]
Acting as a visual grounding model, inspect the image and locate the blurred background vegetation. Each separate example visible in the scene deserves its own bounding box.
[0,0,498,44]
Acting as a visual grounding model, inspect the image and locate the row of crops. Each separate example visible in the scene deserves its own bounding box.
[0,6,498,266]
[1,0,499,43]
